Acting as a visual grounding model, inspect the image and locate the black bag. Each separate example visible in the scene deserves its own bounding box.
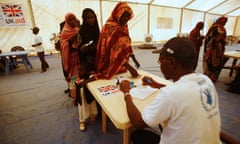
[54,40,61,51]
[80,44,96,71]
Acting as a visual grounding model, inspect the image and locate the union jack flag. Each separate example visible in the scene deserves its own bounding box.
[1,4,23,17]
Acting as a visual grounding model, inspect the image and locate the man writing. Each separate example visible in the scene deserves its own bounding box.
[120,37,221,144]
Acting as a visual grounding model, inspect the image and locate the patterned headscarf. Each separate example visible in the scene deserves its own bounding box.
[216,16,228,26]
[110,2,134,24]
[95,2,134,79]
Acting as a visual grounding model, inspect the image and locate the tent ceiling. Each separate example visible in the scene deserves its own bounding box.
[114,0,240,16]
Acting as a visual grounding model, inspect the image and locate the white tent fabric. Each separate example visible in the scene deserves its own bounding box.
[0,0,239,52]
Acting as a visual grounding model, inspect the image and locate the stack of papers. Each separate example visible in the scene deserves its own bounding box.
[130,86,158,100]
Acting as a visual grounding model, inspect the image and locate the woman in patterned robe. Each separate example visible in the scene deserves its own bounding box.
[203,16,228,82]
[95,2,139,79]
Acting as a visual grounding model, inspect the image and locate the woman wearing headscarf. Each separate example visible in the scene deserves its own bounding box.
[60,13,81,101]
[79,8,100,71]
[189,21,204,70]
[203,16,228,82]
[95,2,140,79]
[76,8,100,131]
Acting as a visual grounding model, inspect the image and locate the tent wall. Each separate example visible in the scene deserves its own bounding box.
[181,9,204,34]
[150,5,181,41]
[0,0,239,52]
[235,17,240,36]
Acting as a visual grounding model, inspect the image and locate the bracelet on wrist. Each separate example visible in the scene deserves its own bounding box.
[124,92,130,100]
[124,92,130,96]
[124,92,131,100]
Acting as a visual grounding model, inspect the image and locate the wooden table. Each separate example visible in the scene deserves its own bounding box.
[223,50,240,77]
[0,51,33,75]
[87,70,172,144]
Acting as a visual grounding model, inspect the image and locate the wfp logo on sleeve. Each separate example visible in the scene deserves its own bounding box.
[199,80,218,119]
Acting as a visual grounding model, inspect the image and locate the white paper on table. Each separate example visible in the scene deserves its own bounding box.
[130,86,158,100]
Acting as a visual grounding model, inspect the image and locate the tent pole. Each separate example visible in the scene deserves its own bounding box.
[27,0,36,27]
[233,16,238,36]
[203,12,206,35]
[147,3,150,34]
[179,8,183,33]
[99,0,103,28]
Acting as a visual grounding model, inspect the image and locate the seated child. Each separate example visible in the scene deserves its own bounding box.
[75,62,98,131]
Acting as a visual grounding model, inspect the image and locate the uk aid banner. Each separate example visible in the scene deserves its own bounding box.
[0,3,27,27]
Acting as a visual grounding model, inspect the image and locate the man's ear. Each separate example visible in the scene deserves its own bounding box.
[166,57,176,69]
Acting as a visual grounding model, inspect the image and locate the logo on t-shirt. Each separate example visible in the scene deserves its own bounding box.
[198,79,217,115]
[203,89,212,105]
[200,87,217,111]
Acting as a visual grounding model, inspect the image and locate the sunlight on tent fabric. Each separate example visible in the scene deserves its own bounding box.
[209,0,240,16]
[152,0,192,8]
[186,0,225,12]
[112,0,151,4]
[228,9,240,17]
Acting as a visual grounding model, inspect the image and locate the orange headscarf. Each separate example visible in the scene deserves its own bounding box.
[95,2,134,79]
[60,13,80,75]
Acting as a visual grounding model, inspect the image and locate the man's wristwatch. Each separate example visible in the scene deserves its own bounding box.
[124,92,130,100]
[124,92,130,96]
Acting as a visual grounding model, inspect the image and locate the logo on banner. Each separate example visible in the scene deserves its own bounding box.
[97,85,121,96]
[0,3,26,27]
[2,4,23,17]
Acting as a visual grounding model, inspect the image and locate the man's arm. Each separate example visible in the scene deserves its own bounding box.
[142,76,165,89]
[120,80,148,128]
[32,42,42,47]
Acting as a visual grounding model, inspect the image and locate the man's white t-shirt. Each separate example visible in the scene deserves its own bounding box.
[32,34,44,52]
[142,73,221,144]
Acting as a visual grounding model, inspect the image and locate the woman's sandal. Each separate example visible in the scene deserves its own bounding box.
[79,122,86,131]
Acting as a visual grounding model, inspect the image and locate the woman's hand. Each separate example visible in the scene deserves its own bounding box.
[80,44,88,52]
[130,54,140,68]
[124,62,139,78]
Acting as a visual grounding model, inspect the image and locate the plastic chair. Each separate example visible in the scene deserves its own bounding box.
[10,46,25,68]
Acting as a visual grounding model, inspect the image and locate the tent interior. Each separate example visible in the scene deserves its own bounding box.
[0,0,240,144]
[0,0,240,53]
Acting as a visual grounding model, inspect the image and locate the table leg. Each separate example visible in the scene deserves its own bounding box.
[22,55,33,70]
[229,58,238,77]
[101,109,130,144]
[102,110,107,133]
[26,56,33,68]
[2,57,10,75]
[123,128,130,144]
